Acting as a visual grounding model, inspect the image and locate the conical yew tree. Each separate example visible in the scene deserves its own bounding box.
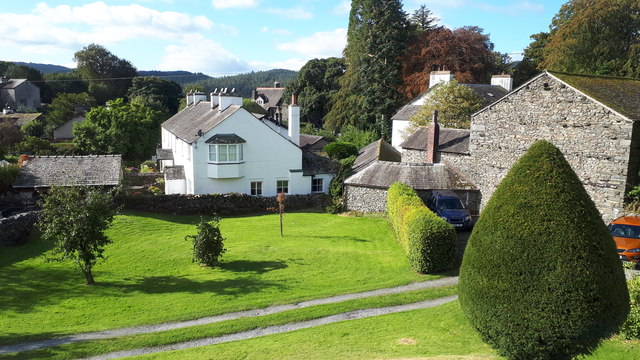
[459,140,629,360]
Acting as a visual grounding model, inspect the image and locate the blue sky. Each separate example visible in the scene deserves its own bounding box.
[1,1,564,76]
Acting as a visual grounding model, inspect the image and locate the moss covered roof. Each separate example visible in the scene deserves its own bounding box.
[550,71,640,120]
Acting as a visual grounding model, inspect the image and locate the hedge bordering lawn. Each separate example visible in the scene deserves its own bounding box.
[116,193,331,216]
[387,182,455,273]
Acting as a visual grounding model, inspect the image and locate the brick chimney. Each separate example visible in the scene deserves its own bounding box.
[491,74,513,91]
[426,110,440,164]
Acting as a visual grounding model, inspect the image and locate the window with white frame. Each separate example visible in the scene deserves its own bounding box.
[208,144,244,163]
[312,178,323,193]
[276,180,289,194]
[251,181,263,196]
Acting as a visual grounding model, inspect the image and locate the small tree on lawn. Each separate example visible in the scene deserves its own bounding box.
[186,215,226,267]
[459,140,629,360]
[38,186,117,285]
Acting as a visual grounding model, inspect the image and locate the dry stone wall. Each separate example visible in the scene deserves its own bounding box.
[344,185,388,213]
[0,211,38,247]
[458,73,636,221]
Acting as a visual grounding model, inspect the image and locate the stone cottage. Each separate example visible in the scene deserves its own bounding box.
[455,71,640,221]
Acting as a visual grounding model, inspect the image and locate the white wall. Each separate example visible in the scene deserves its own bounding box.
[190,108,305,196]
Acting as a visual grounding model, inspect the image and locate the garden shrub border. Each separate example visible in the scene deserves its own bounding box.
[387,182,456,273]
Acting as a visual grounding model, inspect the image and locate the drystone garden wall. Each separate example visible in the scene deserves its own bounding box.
[457,73,636,221]
[118,193,331,215]
[345,184,480,214]
[0,211,38,247]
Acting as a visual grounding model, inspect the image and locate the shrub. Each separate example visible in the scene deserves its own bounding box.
[620,274,640,339]
[139,164,154,173]
[403,206,455,273]
[386,182,455,273]
[0,164,19,192]
[326,155,355,214]
[148,185,163,196]
[14,136,54,155]
[140,160,156,169]
[186,215,226,267]
[459,140,629,360]
[51,142,77,156]
[324,141,359,160]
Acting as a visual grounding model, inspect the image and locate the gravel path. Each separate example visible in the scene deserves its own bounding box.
[81,295,459,360]
[0,277,458,355]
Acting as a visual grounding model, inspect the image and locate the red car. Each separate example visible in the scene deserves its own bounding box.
[609,216,640,264]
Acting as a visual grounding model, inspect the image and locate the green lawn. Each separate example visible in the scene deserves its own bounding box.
[0,211,434,346]
[134,301,640,360]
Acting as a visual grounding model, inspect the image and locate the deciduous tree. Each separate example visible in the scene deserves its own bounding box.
[127,76,182,116]
[542,0,640,77]
[73,98,164,161]
[399,26,496,99]
[74,44,138,104]
[285,57,345,127]
[409,80,484,130]
[38,186,117,285]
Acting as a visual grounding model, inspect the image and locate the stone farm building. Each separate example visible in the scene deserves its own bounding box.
[347,70,640,221]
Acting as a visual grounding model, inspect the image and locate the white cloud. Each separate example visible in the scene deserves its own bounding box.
[266,7,313,20]
[260,27,293,36]
[212,0,259,9]
[158,34,250,74]
[333,1,351,15]
[276,29,347,59]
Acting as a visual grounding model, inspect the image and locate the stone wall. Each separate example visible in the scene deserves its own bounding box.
[117,193,331,215]
[458,73,636,221]
[344,185,388,213]
[344,184,480,215]
[0,211,38,247]
[0,191,37,209]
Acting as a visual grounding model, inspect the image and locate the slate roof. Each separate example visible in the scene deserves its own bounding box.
[13,155,122,188]
[255,87,286,110]
[550,71,640,120]
[164,166,185,180]
[0,112,42,127]
[205,133,246,144]
[299,134,330,151]
[345,161,477,191]
[162,102,242,144]
[353,139,402,172]
[400,127,470,154]
[302,151,339,176]
[156,148,173,160]
[391,84,509,122]
[0,79,27,89]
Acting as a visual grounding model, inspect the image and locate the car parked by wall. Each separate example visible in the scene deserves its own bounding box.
[609,216,640,264]
[428,190,473,230]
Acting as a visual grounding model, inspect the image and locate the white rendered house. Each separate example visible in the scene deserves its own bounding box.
[158,90,336,196]
[391,71,513,149]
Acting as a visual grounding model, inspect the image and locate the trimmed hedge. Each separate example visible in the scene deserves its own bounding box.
[324,141,358,160]
[459,140,629,360]
[387,182,455,273]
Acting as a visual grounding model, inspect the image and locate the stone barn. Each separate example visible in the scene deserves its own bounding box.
[455,71,640,221]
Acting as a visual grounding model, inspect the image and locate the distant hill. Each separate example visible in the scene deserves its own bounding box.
[13,62,73,74]
[138,70,211,86]
[9,61,298,96]
[184,69,298,98]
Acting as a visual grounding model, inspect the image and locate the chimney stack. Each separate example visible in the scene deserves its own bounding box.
[426,110,440,164]
[218,88,243,112]
[186,90,194,106]
[288,93,300,146]
[429,70,454,89]
[491,74,513,91]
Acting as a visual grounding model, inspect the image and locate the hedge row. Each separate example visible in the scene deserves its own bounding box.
[387,182,456,273]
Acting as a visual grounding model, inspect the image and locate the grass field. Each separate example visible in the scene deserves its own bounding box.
[0,211,435,347]
[2,211,638,359]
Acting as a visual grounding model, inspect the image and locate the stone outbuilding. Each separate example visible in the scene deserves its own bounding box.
[456,71,640,221]
[344,161,479,213]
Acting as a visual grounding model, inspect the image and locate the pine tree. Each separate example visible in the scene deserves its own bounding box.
[325,0,409,138]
